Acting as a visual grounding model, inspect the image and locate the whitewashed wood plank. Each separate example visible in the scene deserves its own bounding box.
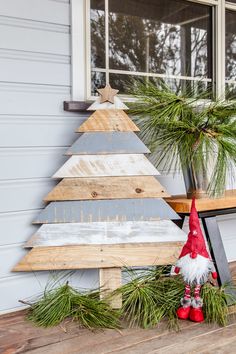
[87,96,129,110]
[53,154,160,178]
[0,21,69,55]
[33,199,180,224]
[0,147,67,180]
[0,57,70,86]
[0,116,84,148]
[25,220,187,247]
[0,179,55,213]
[0,0,70,25]
[65,132,150,155]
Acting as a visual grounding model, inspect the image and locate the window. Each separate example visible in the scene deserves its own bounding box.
[70,0,236,100]
[226,9,236,97]
[89,0,212,96]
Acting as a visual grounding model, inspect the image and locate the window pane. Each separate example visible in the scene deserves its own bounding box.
[91,71,106,95]
[91,0,105,68]
[108,0,212,79]
[109,73,210,96]
[226,10,236,82]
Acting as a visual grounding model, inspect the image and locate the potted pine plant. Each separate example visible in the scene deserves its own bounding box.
[130,82,236,198]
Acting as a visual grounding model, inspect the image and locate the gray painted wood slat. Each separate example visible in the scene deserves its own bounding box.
[33,199,180,224]
[13,242,184,271]
[44,176,169,201]
[25,220,187,247]
[77,110,139,132]
[52,154,159,178]
[65,132,150,155]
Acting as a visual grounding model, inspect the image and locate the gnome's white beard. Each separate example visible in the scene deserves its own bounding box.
[176,254,212,285]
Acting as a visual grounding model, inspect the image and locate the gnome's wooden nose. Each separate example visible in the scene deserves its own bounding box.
[190,252,197,259]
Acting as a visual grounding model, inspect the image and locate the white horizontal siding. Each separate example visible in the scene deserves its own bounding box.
[0,0,98,314]
[0,179,56,212]
[0,270,99,313]
[0,147,68,179]
[0,210,39,246]
[0,17,70,55]
[0,57,71,86]
[0,0,70,25]
[0,115,86,147]
[0,83,72,115]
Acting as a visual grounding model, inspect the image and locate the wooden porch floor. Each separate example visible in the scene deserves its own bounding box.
[1,310,236,354]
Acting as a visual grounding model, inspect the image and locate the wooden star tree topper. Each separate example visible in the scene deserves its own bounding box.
[97,84,119,104]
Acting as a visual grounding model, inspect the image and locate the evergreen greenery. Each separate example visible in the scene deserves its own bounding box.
[113,267,235,330]
[25,268,235,330]
[27,283,120,329]
[129,81,236,196]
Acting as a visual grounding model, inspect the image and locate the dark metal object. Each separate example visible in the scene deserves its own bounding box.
[64,101,93,112]
[177,208,236,303]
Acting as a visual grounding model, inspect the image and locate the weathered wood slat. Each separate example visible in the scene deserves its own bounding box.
[65,132,150,155]
[77,110,139,132]
[87,96,129,110]
[13,242,184,271]
[99,268,122,309]
[52,154,159,178]
[25,220,187,247]
[33,199,180,224]
[44,176,169,201]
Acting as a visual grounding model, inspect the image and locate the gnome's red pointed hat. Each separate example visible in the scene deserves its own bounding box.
[178,198,210,260]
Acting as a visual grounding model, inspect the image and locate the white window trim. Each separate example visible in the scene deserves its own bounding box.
[71,0,236,101]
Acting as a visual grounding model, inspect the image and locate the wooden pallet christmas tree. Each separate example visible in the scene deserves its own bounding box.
[13,85,186,308]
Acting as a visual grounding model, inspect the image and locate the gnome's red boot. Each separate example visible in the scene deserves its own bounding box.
[176,284,191,320]
[177,302,191,320]
[189,297,204,322]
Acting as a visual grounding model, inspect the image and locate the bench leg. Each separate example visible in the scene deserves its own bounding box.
[202,216,236,302]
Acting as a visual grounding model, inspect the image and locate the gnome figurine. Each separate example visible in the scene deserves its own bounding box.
[174,198,218,322]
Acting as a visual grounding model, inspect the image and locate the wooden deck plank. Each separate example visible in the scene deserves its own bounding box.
[44,176,169,202]
[77,110,139,132]
[23,321,192,354]
[13,242,183,271]
[111,323,231,354]
[65,132,150,155]
[52,154,159,179]
[25,220,187,248]
[1,311,236,354]
[74,322,197,354]
[152,322,236,354]
[200,339,236,354]
[165,190,236,213]
[33,199,179,224]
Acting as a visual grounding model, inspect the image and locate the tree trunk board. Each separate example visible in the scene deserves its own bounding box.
[44,176,169,201]
[25,220,187,248]
[33,199,180,224]
[13,241,184,271]
[52,154,159,179]
[99,268,122,309]
[77,109,139,132]
[65,132,150,155]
